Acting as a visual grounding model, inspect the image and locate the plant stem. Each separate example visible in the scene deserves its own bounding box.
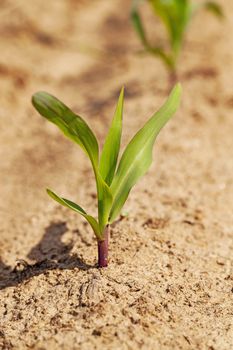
[169,70,178,87]
[97,225,109,268]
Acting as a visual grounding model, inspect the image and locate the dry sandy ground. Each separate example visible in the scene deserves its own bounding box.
[0,0,232,349]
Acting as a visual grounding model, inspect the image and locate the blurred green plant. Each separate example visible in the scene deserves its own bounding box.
[32,83,181,267]
[131,0,223,72]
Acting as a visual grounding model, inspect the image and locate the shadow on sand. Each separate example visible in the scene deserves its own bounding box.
[0,221,95,290]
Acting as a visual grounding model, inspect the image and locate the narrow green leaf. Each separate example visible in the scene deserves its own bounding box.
[99,87,124,186]
[131,0,175,69]
[32,92,99,168]
[149,0,190,56]
[203,1,224,18]
[95,172,113,234]
[146,46,175,70]
[131,0,191,69]
[47,189,101,239]
[109,83,181,223]
[131,0,148,47]
[32,92,112,236]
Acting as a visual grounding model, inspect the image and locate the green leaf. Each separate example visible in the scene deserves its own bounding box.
[149,0,191,56]
[32,92,112,235]
[202,1,224,18]
[131,1,174,69]
[32,92,99,168]
[131,0,148,47]
[99,87,124,186]
[131,0,192,69]
[96,172,113,234]
[47,189,102,239]
[146,46,175,70]
[109,83,181,223]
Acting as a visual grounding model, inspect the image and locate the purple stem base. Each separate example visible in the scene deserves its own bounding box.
[97,225,109,268]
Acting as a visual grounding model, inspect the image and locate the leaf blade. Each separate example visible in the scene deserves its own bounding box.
[202,1,224,18]
[32,92,99,167]
[109,83,181,223]
[99,87,124,185]
[149,0,190,56]
[47,189,101,239]
[96,173,113,234]
[131,0,149,47]
[32,92,112,236]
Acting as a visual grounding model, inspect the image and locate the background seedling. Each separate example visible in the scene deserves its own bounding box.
[131,0,223,73]
[32,83,181,268]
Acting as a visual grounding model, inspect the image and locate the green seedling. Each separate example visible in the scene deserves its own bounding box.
[32,83,181,267]
[131,0,223,72]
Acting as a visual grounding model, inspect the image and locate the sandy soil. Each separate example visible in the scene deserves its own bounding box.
[0,0,232,349]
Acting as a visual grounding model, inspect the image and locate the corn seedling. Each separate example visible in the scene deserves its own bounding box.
[32,83,181,267]
[131,0,223,72]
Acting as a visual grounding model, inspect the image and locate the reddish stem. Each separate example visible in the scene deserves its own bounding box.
[97,225,109,268]
[168,70,178,89]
